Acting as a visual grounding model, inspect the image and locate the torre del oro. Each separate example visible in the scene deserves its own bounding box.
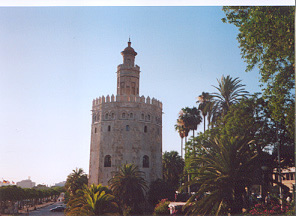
[89,40,163,186]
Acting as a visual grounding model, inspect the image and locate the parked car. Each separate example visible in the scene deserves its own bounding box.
[50,206,65,212]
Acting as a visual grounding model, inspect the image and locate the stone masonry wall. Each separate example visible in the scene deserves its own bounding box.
[89,95,162,186]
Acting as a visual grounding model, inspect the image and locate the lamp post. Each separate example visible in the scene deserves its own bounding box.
[261,165,269,203]
[276,122,282,206]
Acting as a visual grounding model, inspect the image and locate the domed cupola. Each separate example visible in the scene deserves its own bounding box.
[121,38,137,66]
[117,38,141,96]
[121,39,137,56]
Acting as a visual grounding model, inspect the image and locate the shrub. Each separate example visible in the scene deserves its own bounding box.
[153,199,170,216]
[248,201,290,215]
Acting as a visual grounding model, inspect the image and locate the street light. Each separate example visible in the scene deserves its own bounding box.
[261,165,269,203]
[276,122,282,206]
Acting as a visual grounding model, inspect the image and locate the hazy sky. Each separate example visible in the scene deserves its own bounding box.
[0,4,289,186]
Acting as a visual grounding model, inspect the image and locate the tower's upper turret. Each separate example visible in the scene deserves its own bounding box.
[117,39,140,96]
[121,39,137,67]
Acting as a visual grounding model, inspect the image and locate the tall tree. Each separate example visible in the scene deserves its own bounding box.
[197,92,213,132]
[108,164,148,215]
[206,100,218,129]
[65,168,88,197]
[222,6,295,138]
[162,151,185,190]
[175,119,189,158]
[179,107,202,139]
[212,75,249,117]
[66,184,118,216]
[185,136,258,215]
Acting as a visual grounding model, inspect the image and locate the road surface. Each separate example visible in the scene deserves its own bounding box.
[28,202,65,216]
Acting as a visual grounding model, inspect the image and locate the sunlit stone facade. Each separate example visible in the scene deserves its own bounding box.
[89,40,163,186]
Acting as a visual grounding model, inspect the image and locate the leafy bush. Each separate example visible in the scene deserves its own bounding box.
[248,201,290,215]
[153,199,170,215]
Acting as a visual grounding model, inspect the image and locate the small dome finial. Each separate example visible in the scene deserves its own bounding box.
[128,36,131,47]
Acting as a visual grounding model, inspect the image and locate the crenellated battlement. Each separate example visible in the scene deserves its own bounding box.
[117,64,140,71]
[92,94,162,109]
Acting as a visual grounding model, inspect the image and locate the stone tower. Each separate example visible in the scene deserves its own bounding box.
[89,40,163,186]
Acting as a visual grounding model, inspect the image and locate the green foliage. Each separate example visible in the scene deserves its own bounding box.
[0,185,24,202]
[162,151,184,190]
[197,92,214,132]
[212,75,249,117]
[108,163,148,214]
[51,186,66,193]
[153,199,170,216]
[218,96,271,148]
[147,179,175,206]
[66,184,119,216]
[178,107,202,137]
[185,132,210,177]
[219,95,294,167]
[184,94,294,215]
[0,185,61,214]
[185,136,258,215]
[65,168,88,197]
[222,6,295,138]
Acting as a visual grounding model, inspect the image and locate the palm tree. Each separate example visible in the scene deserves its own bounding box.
[178,108,202,194]
[206,100,219,129]
[179,107,202,139]
[179,107,202,156]
[212,75,249,116]
[108,164,148,215]
[66,184,119,216]
[184,136,258,215]
[162,151,185,189]
[175,118,189,158]
[197,92,213,133]
[65,168,88,198]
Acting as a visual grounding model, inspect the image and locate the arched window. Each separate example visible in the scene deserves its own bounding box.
[108,125,111,132]
[105,113,108,120]
[95,127,97,133]
[126,125,130,131]
[130,113,133,118]
[148,115,150,121]
[144,126,147,133]
[104,155,111,167]
[143,155,149,168]
[122,113,126,119]
[141,113,144,120]
[111,113,115,119]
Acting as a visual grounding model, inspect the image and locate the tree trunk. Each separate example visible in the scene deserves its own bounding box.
[188,173,191,194]
[181,138,183,159]
[185,136,187,156]
[192,130,196,157]
[203,114,206,133]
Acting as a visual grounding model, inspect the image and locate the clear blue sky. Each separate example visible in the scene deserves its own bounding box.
[0,6,264,186]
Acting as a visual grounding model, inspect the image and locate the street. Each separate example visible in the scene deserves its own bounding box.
[27,202,65,216]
